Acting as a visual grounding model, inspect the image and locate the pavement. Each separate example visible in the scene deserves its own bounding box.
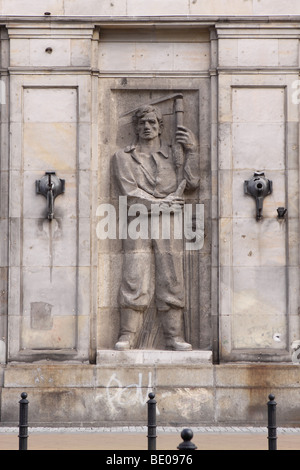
[0,426,300,450]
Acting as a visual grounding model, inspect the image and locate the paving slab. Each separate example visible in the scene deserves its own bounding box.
[0,427,299,451]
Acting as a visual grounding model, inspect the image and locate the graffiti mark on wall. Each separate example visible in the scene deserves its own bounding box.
[106,372,160,415]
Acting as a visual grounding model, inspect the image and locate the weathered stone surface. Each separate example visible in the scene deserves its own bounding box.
[3,0,300,17]
[2,363,300,426]
[97,350,212,366]
[1,3,300,428]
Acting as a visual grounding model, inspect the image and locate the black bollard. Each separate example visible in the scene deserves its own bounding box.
[177,428,197,450]
[18,392,29,451]
[147,392,157,451]
[267,393,277,450]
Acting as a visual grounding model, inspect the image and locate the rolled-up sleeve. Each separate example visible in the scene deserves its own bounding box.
[183,150,200,190]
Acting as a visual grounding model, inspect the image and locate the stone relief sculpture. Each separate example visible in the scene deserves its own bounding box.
[113,97,200,351]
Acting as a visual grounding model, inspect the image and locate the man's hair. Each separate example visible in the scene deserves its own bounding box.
[132,105,164,134]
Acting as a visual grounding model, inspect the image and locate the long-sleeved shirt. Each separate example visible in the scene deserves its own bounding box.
[113,142,199,209]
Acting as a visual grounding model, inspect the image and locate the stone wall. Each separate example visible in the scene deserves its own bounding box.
[1,2,300,426]
[2,361,300,427]
[1,0,300,17]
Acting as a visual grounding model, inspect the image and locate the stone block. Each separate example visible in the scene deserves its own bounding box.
[2,0,64,16]
[232,122,285,171]
[232,218,286,267]
[253,0,300,15]
[21,313,76,350]
[156,387,214,425]
[218,74,233,123]
[237,39,279,67]
[126,0,189,16]
[219,217,233,267]
[4,364,95,388]
[218,39,238,67]
[215,387,267,425]
[135,42,174,71]
[173,42,209,71]
[190,0,253,16]
[0,221,8,268]
[9,171,22,218]
[232,87,285,124]
[1,388,97,425]
[22,218,77,267]
[232,266,287,315]
[219,171,233,218]
[232,312,287,349]
[71,39,91,67]
[23,122,77,171]
[97,350,212,366]
[64,0,127,16]
[29,39,71,67]
[24,87,77,123]
[219,266,233,316]
[218,123,232,170]
[215,364,300,388]
[99,42,134,72]
[287,218,299,265]
[9,123,22,170]
[99,39,209,73]
[278,39,299,67]
[155,366,213,387]
[286,122,299,171]
[10,38,30,67]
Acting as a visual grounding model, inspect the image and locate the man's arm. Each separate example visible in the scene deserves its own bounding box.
[176,126,200,190]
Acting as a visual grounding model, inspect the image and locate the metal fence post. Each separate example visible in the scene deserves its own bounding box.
[177,428,197,450]
[19,392,29,451]
[267,393,277,450]
[147,392,157,451]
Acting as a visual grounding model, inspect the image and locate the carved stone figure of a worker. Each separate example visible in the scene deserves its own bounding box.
[113,104,199,350]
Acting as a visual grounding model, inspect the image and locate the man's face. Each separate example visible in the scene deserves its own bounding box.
[136,112,160,140]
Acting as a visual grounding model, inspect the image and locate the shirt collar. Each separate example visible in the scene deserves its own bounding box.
[124,143,170,160]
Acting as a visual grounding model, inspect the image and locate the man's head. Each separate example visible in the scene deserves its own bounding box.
[133,105,164,141]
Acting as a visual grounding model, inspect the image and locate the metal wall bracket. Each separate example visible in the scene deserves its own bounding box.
[277,207,287,219]
[244,171,272,221]
[36,172,65,221]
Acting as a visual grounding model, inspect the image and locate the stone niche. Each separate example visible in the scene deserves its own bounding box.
[96,27,213,356]
[96,81,212,353]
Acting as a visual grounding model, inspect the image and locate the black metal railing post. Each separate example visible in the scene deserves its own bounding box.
[177,428,197,450]
[18,392,29,451]
[267,393,277,450]
[147,392,157,451]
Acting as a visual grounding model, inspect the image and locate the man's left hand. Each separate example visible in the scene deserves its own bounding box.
[176,126,197,151]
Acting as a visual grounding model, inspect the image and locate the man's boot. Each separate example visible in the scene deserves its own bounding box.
[115,308,143,350]
[159,308,192,351]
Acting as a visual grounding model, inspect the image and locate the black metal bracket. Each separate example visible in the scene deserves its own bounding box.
[244,171,272,221]
[36,172,65,221]
[277,207,287,219]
